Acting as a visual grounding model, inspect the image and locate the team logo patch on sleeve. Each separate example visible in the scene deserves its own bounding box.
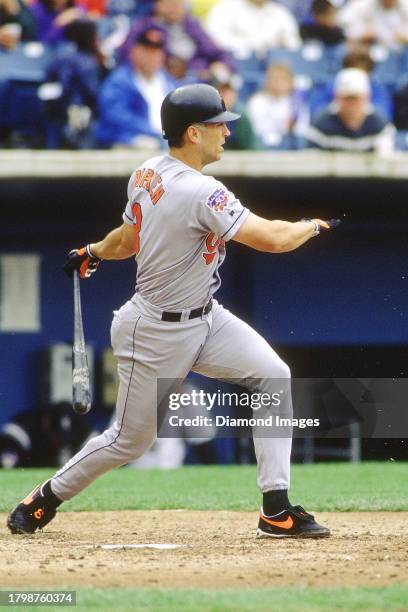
[206,188,229,213]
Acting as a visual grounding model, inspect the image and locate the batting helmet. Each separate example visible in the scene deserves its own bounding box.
[161,83,241,141]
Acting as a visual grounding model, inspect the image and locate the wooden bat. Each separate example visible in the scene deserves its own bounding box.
[72,270,91,414]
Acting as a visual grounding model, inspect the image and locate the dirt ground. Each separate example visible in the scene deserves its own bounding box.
[0,511,407,589]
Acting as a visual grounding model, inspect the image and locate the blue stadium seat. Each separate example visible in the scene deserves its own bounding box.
[267,43,332,85]
[234,54,265,102]
[400,48,408,76]
[107,0,152,17]
[6,80,46,140]
[322,43,346,76]
[371,47,401,86]
[0,43,51,82]
[395,130,408,151]
[0,44,51,141]
[0,79,10,128]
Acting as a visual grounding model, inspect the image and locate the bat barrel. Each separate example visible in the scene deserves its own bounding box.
[72,270,92,414]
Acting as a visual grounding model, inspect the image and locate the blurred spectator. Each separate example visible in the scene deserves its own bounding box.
[339,0,408,49]
[206,0,301,59]
[30,0,83,45]
[41,18,107,148]
[211,74,260,149]
[122,0,234,81]
[190,0,220,20]
[76,0,107,17]
[278,0,314,22]
[311,45,393,120]
[106,0,154,18]
[306,67,395,153]
[0,0,36,49]
[278,0,347,22]
[300,0,345,46]
[96,25,175,148]
[247,62,309,148]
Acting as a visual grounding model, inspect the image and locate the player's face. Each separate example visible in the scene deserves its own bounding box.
[198,122,231,163]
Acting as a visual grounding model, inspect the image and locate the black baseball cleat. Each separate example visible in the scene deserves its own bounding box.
[7,481,60,534]
[256,505,330,539]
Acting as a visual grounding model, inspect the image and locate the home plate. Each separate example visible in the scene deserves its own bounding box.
[86,544,189,550]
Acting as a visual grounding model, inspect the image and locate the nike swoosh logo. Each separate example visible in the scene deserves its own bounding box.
[261,514,294,530]
[22,486,40,506]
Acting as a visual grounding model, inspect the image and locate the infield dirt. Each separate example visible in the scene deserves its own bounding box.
[1,511,407,589]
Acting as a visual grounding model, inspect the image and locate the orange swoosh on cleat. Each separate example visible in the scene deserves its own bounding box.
[261,514,294,529]
[22,486,40,506]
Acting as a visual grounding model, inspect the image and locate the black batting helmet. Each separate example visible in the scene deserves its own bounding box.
[161,83,241,141]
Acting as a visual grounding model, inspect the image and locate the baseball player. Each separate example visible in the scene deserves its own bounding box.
[8,84,339,538]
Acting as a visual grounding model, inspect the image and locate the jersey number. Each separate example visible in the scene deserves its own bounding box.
[132,202,143,255]
[202,233,224,265]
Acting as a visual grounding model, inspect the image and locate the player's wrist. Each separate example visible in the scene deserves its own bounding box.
[86,244,101,260]
[301,219,320,236]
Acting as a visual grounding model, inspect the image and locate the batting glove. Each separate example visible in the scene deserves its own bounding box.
[303,218,341,236]
[63,245,101,279]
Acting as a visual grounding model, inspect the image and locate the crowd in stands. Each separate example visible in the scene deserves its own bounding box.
[1,0,408,151]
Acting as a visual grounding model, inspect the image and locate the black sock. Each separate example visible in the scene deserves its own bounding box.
[262,490,291,516]
[42,480,63,507]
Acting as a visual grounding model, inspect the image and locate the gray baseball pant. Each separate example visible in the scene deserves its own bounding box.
[51,295,292,500]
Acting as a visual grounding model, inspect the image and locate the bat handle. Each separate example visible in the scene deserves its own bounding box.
[73,269,81,318]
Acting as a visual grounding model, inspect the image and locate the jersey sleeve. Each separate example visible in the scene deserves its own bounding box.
[123,171,137,226]
[192,178,250,241]
[123,199,134,226]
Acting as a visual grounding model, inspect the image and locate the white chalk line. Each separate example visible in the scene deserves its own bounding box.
[84,543,189,550]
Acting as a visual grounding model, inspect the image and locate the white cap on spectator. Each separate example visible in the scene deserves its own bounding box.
[334,68,371,97]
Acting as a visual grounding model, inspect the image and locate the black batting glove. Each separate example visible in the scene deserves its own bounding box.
[63,245,101,279]
[303,218,341,236]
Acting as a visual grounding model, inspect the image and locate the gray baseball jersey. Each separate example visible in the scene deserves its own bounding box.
[123,154,250,309]
[51,154,292,503]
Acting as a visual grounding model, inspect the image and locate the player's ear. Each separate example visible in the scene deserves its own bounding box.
[186,124,202,144]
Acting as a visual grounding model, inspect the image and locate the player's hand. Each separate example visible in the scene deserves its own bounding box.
[63,245,101,279]
[303,218,341,235]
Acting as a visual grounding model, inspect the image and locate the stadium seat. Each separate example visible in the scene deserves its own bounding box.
[322,43,346,76]
[395,130,408,151]
[234,54,265,102]
[6,79,46,142]
[0,43,51,82]
[370,46,401,86]
[267,43,332,85]
[0,44,51,143]
[0,79,10,128]
[400,48,408,76]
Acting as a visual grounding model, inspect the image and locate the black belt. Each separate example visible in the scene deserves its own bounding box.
[161,299,212,322]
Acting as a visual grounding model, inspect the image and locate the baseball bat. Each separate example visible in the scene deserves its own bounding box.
[72,270,91,415]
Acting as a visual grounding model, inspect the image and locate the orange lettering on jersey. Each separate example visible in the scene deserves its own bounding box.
[141,168,154,190]
[150,175,165,205]
[133,168,165,205]
[134,169,143,188]
[202,232,224,265]
[132,202,143,255]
